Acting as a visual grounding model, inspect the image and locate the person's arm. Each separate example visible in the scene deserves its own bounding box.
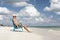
[23,25,31,32]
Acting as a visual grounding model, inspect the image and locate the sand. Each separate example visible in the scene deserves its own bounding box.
[0,26,60,40]
[30,28,60,40]
[0,27,43,40]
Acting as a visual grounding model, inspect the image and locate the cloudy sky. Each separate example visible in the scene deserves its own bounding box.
[0,0,60,26]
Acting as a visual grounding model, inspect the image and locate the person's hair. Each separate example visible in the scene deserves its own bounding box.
[13,16,16,18]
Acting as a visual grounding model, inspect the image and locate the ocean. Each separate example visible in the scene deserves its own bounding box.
[29,26,60,31]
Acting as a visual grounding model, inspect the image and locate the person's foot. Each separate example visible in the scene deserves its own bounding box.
[28,31,32,33]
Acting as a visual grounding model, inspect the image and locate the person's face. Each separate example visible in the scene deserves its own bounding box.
[13,16,16,19]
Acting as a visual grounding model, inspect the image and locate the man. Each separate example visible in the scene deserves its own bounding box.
[12,14,31,32]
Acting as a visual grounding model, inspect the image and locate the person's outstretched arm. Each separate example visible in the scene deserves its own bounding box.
[23,25,31,32]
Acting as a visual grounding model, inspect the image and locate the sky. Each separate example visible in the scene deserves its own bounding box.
[0,0,60,26]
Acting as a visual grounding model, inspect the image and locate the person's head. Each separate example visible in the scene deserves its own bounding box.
[13,16,16,18]
[13,14,17,19]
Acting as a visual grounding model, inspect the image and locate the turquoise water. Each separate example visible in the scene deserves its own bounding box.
[30,26,60,28]
[30,26,60,30]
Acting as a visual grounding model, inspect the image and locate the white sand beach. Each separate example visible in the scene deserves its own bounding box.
[0,26,60,40]
[0,26,43,40]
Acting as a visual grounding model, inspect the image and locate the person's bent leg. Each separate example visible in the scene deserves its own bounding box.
[23,25,31,32]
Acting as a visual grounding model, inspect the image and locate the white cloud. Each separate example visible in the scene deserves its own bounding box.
[17,14,60,26]
[16,4,43,24]
[0,7,10,14]
[3,0,30,7]
[4,0,29,4]
[44,0,60,15]
[0,7,17,15]
[0,15,3,20]
[19,5,40,16]
[4,0,29,2]
[48,15,53,19]
[12,2,28,7]
[55,12,60,15]
[44,6,51,11]
[35,17,44,22]
[18,17,44,25]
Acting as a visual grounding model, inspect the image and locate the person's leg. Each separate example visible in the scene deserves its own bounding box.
[23,25,31,32]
